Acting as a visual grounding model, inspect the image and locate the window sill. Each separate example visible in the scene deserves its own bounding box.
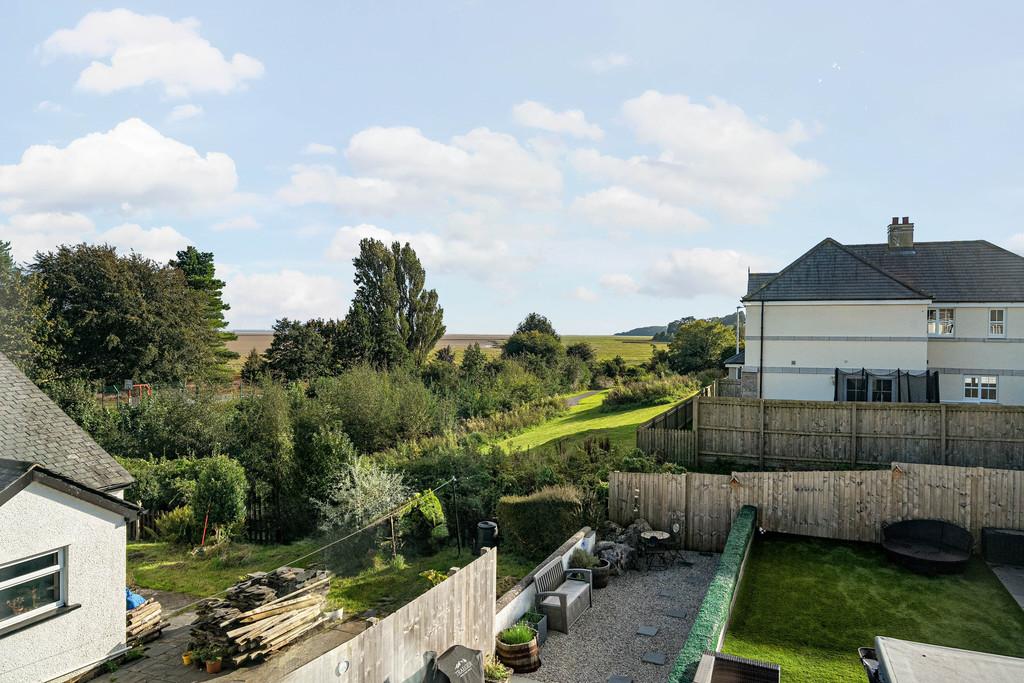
[0,604,80,640]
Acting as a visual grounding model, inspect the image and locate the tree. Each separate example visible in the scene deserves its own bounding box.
[434,345,455,364]
[460,343,487,379]
[191,455,248,536]
[515,312,559,340]
[566,341,596,363]
[0,241,52,377]
[30,244,213,383]
[502,330,564,366]
[341,239,445,369]
[169,247,238,379]
[240,348,267,384]
[667,319,734,373]
[265,318,329,381]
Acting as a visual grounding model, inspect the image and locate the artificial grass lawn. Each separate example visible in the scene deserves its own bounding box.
[127,541,534,616]
[498,389,684,452]
[721,535,1024,682]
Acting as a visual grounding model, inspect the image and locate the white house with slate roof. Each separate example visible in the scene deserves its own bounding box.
[0,353,139,683]
[739,218,1024,405]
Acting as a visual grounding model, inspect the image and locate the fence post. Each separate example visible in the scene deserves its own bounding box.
[758,399,766,468]
[850,403,858,466]
[940,404,947,466]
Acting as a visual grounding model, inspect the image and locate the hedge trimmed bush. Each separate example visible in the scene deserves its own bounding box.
[669,505,757,683]
[497,485,583,557]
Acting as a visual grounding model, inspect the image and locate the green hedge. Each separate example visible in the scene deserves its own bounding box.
[669,505,757,683]
[497,485,583,557]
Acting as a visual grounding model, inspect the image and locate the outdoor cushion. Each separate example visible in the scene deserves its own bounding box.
[539,579,589,609]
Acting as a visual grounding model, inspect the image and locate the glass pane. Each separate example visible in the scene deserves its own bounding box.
[964,377,979,399]
[0,572,60,621]
[0,553,58,584]
[990,310,1004,322]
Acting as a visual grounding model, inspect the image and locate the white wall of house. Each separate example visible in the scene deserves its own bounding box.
[0,483,127,683]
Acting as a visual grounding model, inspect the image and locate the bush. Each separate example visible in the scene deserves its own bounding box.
[499,621,536,645]
[569,548,599,569]
[191,455,248,534]
[156,505,199,544]
[603,377,695,409]
[117,457,203,511]
[497,485,583,558]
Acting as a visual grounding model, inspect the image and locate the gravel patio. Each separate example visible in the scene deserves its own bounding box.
[524,550,719,683]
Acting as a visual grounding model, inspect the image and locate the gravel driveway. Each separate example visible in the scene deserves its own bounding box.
[526,550,718,683]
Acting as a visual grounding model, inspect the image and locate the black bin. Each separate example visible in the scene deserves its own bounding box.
[476,521,498,549]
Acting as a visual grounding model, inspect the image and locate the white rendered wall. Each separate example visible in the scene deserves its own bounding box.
[0,483,127,683]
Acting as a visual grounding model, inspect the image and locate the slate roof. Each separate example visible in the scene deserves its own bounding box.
[744,238,1024,302]
[0,353,132,491]
[723,350,745,365]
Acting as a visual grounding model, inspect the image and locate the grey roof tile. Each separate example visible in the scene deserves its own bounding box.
[0,353,132,491]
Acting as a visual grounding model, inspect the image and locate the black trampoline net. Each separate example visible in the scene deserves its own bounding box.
[834,368,939,403]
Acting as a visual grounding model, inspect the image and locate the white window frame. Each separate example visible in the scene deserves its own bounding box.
[963,375,998,403]
[0,548,66,628]
[927,307,955,336]
[989,309,1006,338]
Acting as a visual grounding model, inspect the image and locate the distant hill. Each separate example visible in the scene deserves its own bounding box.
[652,311,746,342]
[614,326,667,337]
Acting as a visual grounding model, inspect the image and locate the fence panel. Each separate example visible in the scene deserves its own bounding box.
[637,428,697,467]
[606,472,686,532]
[685,473,732,552]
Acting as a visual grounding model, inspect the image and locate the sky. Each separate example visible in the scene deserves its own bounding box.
[2,2,1023,334]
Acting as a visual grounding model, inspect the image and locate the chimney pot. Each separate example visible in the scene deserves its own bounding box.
[891,216,899,225]
[902,216,910,224]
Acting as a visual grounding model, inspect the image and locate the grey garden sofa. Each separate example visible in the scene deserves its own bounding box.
[534,557,593,633]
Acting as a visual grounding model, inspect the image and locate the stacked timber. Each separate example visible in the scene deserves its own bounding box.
[189,567,332,667]
[126,599,167,646]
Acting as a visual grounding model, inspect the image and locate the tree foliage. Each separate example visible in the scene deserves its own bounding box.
[0,241,52,377]
[265,318,330,381]
[515,312,559,339]
[169,247,238,379]
[667,319,735,373]
[191,455,248,533]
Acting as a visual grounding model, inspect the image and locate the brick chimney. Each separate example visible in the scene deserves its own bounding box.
[887,216,914,249]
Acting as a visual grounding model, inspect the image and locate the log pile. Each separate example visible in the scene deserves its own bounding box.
[189,567,332,667]
[126,599,167,646]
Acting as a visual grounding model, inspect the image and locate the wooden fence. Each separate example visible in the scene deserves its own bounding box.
[608,463,1024,552]
[638,396,1024,471]
[283,548,497,683]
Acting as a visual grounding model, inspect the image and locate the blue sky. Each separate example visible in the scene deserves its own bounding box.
[2,2,1023,333]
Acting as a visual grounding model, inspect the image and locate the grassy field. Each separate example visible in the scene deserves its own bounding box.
[127,541,535,616]
[498,389,683,452]
[722,535,1024,682]
[562,335,665,364]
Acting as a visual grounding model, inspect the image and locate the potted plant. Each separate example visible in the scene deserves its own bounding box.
[495,621,540,673]
[181,650,194,666]
[570,548,610,589]
[484,654,512,683]
[522,609,548,645]
[200,646,224,674]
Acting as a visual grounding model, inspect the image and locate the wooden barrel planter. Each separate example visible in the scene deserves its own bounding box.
[495,637,541,673]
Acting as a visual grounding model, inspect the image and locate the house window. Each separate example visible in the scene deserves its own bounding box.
[989,309,1006,338]
[0,549,65,627]
[871,378,894,402]
[846,377,867,402]
[964,376,998,402]
[927,308,955,336]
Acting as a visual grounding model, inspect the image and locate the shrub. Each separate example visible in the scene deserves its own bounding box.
[497,485,583,558]
[603,377,695,409]
[484,655,512,681]
[156,505,199,544]
[117,457,203,511]
[569,548,599,569]
[499,621,536,645]
[191,455,248,535]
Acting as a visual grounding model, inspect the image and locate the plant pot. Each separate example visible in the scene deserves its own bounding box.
[495,636,541,673]
[484,677,510,683]
[523,613,548,645]
[206,658,222,674]
[181,652,193,666]
[592,558,611,589]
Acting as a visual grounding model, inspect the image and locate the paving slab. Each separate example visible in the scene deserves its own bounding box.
[990,563,1024,611]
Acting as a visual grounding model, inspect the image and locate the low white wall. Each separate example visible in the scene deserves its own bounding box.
[0,483,127,683]
[493,528,596,636]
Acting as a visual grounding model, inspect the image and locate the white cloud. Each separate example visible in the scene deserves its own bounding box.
[167,104,203,122]
[512,101,604,140]
[573,91,824,222]
[571,286,598,302]
[572,186,708,233]
[0,211,96,261]
[277,165,400,211]
[35,100,62,113]
[641,247,754,298]
[0,118,237,213]
[42,9,264,97]
[96,223,191,262]
[599,273,640,295]
[302,143,337,156]
[586,53,632,73]
[223,269,350,327]
[1007,233,1024,255]
[212,215,260,232]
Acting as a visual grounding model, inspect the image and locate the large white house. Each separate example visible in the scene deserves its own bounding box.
[734,218,1024,405]
[0,354,138,683]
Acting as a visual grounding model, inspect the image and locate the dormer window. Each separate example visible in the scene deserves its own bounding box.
[989,309,1006,338]
[927,308,955,336]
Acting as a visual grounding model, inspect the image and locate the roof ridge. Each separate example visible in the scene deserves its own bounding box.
[828,240,933,298]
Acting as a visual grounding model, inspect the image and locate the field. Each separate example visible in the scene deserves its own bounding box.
[722,534,1024,682]
[127,541,534,616]
[499,389,685,452]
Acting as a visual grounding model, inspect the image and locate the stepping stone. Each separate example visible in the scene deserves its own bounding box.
[607,676,633,683]
[641,651,667,665]
[637,624,659,637]
[665,607,687,619]
[656,591,676,599]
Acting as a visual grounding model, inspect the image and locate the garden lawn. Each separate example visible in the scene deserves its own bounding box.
[722,534,1024,683]
[127,541,534,617]
[498,389,683,452]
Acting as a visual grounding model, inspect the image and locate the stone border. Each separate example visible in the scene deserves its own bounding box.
[668,505,758,683]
